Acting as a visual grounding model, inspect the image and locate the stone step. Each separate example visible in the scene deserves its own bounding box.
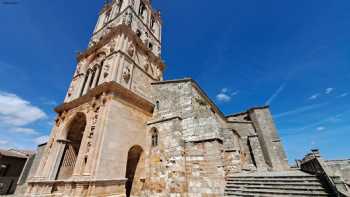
[227,181,322,187]
[224,191,331,197]
[226,178,321,183]
[227,175,316,178]
[227,170,313,177]
[226,184,326,191]
[224,171,332,196]
[227,176,319,180]
[225,191,274,197]
[225,188,330,196]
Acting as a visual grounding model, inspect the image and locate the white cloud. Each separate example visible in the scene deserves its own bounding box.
[216,93,231,102]
[266,83,286,105]
[316,126,326,131]
[338,93,348,98]
[0,140,8,145]
[0,91,47,126]
[34,135,49,145]
[10,127,38,135]
[221,88,228,93]
[308,93,320,100]
[216,88,238,103]
[325,88,334,94]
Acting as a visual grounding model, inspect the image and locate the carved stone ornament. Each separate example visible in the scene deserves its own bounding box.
[155,66,162,80]
[55,112,67,127]
[103,65,110,78]
[124,12,133,26]
[75,63,82,76]
[67,85,74,97]
[144,63,149,72]
[129,0,135,6]
[122,66,131,83]
[127,45,135,57]
[109,39,116,53]
[90,40,97,47]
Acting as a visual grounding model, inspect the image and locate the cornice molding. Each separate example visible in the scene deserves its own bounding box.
[28,178,127,185]
[78,24,165,72]
[55,81,154,115]
[94,6,161,45]
[146,116,182,126]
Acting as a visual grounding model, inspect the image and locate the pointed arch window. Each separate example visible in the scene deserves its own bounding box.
[138,2,146,18]
[151,128,158,147]
[150,16,155,31]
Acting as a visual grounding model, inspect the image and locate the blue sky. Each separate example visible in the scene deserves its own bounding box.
[0,0,349,162]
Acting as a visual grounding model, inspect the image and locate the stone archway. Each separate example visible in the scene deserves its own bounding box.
[56,113,86,180]
[125,145,144,197]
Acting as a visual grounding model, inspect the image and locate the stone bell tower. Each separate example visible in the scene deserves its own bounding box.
[26,0,165,196]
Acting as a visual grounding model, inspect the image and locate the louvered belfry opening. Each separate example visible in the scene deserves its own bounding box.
[56,113,86,180]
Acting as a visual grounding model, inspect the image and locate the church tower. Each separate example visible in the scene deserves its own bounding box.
[26,0,165,196]
[24,1,293,197]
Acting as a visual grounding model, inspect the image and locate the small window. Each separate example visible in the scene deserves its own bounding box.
[150,16,155,30]
[156,101,160,110]
[138,2,146,17]
[151,129,158,147]
[148,42,153,50]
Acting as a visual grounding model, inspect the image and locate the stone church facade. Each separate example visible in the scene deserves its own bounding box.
[25,0,292,196]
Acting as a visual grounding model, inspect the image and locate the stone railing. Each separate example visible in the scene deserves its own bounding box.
[299,149,350,197]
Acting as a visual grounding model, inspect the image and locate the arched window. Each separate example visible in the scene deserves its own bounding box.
[151,128,158,147]
[87,68,96,89]
[80,70,90,96]
[150,16,155,29]
[138,2,146,18]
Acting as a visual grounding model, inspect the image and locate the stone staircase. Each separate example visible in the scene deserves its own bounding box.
[225,170,333,196]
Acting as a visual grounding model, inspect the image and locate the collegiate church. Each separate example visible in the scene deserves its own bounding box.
[22,0,349,196]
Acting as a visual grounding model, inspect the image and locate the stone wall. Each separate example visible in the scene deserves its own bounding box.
[326,160,350,185]
[95,97,151,180]
[248,107,289,171]
[145,117,186,196]
[151,80,226,196]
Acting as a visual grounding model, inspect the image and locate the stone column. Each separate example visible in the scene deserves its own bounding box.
[111,54,121,82]
[82,71,93,95]
[76,74,87,98]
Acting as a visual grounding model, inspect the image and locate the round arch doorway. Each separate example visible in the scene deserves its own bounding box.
[56,112,86,180]
[125,145,144,197]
